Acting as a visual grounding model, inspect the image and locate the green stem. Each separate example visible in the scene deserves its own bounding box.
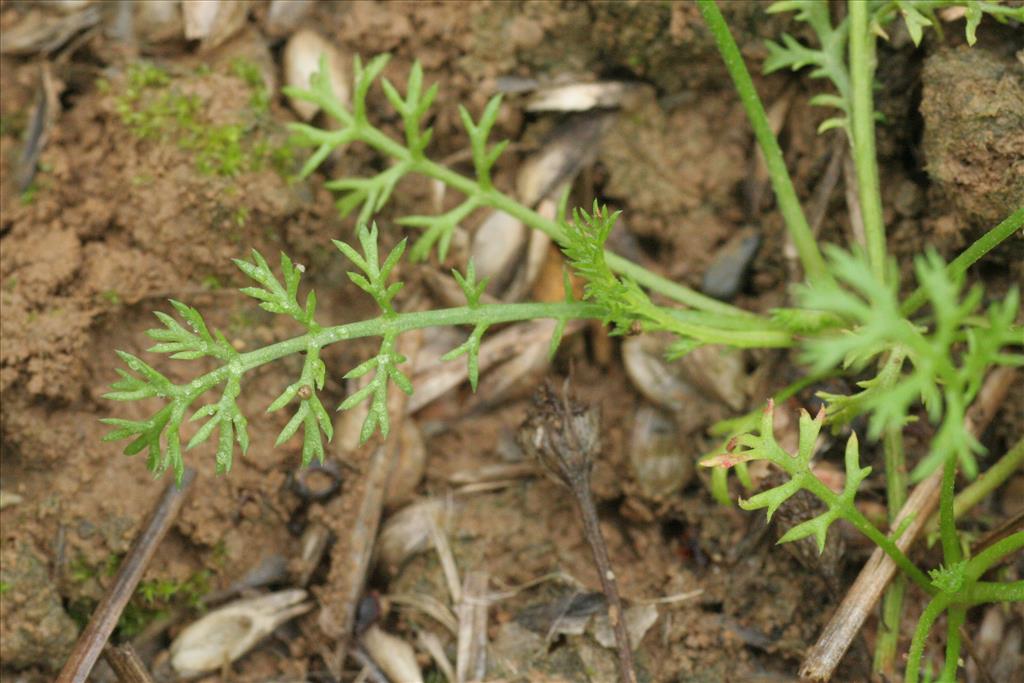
[630,286,791,347]
[904,533,1024,682]
[696,0,828,284]
[170,301,602,402]
[842,513,932,593]
[407,155,757,319]
[154,290,771,426]
[964,531,1024,583]
[902,207,1024,316]
[966,579,1024,604]
[941,606,966,682]
[905,572,1024,683]
[924,437,1024,534]
[939,455,963,566]
[884,425,908,521]
[310,49,806,327]
[875,574,906,675]
[905,594,947,683]
[848,0,887,283]
[803,477,933,592]
[974,1,1024,21]
[875,424,908,674]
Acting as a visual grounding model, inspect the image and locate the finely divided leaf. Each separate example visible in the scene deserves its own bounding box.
[234,249,318,329]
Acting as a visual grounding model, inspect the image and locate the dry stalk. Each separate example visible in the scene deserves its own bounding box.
[807,135,846,236]
[430,514,462,604]
[318,329,423,675]
[456,571,489,683]
[388,592,458,635]
[56,469,196,683]
[418,630,457,682]
[519,380,638,683]
[102,643,155,683]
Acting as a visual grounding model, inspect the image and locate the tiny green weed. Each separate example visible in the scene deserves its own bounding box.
[115,61,283,178]
[104,2,1023,681]
[117,570,210,639]
[65,560,210,639]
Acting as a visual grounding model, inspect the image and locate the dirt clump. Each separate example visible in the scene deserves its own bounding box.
[920,41,1024,234]
[0,56,327,673]
[0,542,78,671]
[597,90,748,286]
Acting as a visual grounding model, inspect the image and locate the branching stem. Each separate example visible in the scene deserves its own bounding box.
[320,102,757,320]
[167,301,604,402]
[801,476,933,592]
[905,532,1024,683]
[407,145,755,319]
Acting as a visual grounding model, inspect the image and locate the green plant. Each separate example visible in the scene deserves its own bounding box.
[19,179,41,205]
[115,61,283,177]
[699,1,1023,681]
[66,561,210,638]
[118,570,210,638]
[104,2,1023,681]
[704,403,1023,683]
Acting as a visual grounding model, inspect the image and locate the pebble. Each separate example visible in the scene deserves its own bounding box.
[702,227,761,301]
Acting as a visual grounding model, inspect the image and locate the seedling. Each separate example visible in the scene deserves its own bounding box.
[103,2,1023,680]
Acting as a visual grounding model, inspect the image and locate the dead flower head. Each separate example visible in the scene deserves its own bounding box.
[518,380,601,488]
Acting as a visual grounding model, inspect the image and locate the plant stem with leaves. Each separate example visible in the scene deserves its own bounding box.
[700,5,1024,677]
[103,225,607,482]
[287,55,762,324]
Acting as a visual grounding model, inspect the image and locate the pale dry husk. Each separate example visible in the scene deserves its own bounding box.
[362,625,424,683]
[181,0,249,52]
[169,589,313,677]
[629,404,694,500]
[282,29,349,121]
[377,498,450,572]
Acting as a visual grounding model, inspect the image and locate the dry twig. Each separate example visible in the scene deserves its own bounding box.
[318,330,423,675]
[102,643,155,683]
[456,571,489,683]
[56,469,196,683]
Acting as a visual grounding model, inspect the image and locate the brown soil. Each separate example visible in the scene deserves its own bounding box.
[1,2,1021,682]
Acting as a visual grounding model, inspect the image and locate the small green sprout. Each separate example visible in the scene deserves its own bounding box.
[230,58,271,114]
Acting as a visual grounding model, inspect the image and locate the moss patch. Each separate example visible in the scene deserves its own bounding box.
[115,60,291,177]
